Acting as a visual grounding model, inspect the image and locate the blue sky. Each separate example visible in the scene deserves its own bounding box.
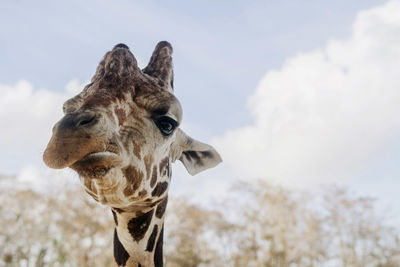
[1,0,399,218]
[0,0,382,133]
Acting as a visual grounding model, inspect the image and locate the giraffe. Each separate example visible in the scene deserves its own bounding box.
[43,42,222,267]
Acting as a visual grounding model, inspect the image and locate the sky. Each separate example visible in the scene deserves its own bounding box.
[1,0,399,217]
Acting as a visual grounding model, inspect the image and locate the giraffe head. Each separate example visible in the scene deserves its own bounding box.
[43,42,221,209]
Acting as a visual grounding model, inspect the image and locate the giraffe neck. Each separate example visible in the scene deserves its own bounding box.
[112,197,168,267]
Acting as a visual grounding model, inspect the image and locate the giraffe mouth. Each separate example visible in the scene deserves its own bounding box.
[70,151,121,178]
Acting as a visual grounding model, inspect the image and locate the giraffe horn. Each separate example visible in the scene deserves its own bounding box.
[90,44,139,83]
[143,41,174,92]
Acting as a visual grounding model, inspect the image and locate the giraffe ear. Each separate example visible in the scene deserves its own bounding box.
[171,129,222,175]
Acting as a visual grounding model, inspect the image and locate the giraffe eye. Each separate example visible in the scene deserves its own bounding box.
[155,116,178,136]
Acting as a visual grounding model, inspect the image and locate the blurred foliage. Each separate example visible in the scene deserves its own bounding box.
[0,188,114,267]
[0,180,399,266]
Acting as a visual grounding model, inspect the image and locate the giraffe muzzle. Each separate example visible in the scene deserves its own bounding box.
[43,111,112,170]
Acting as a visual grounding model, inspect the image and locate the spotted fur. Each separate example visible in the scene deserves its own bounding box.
[128,210,154,241]
[43,41,222,267]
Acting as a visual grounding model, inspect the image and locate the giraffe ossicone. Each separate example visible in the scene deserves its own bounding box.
[43,41,222,267]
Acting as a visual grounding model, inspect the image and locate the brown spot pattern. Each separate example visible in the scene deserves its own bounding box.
[150,165,158,188]
[138,189,147,198]
[123,165,143,196]
[145,225,158,252]
[127,209,154,241]
[130,189,147,201]
[154,225,164,266]
[156,197,168,219]
[114,107,126,126]
[144,154,153,180]
[151,182,168,197]
[132,141,141,160]
[114,229,129,266]
[159,157,169,177]
[123,186,134,197]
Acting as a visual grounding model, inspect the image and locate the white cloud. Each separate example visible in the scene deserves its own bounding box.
[0,79,84,174]
[213,0,400,185]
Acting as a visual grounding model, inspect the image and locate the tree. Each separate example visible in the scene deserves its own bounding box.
[1,179,399,266]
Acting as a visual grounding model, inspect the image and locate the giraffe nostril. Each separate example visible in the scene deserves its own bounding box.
[77,115,96,126]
